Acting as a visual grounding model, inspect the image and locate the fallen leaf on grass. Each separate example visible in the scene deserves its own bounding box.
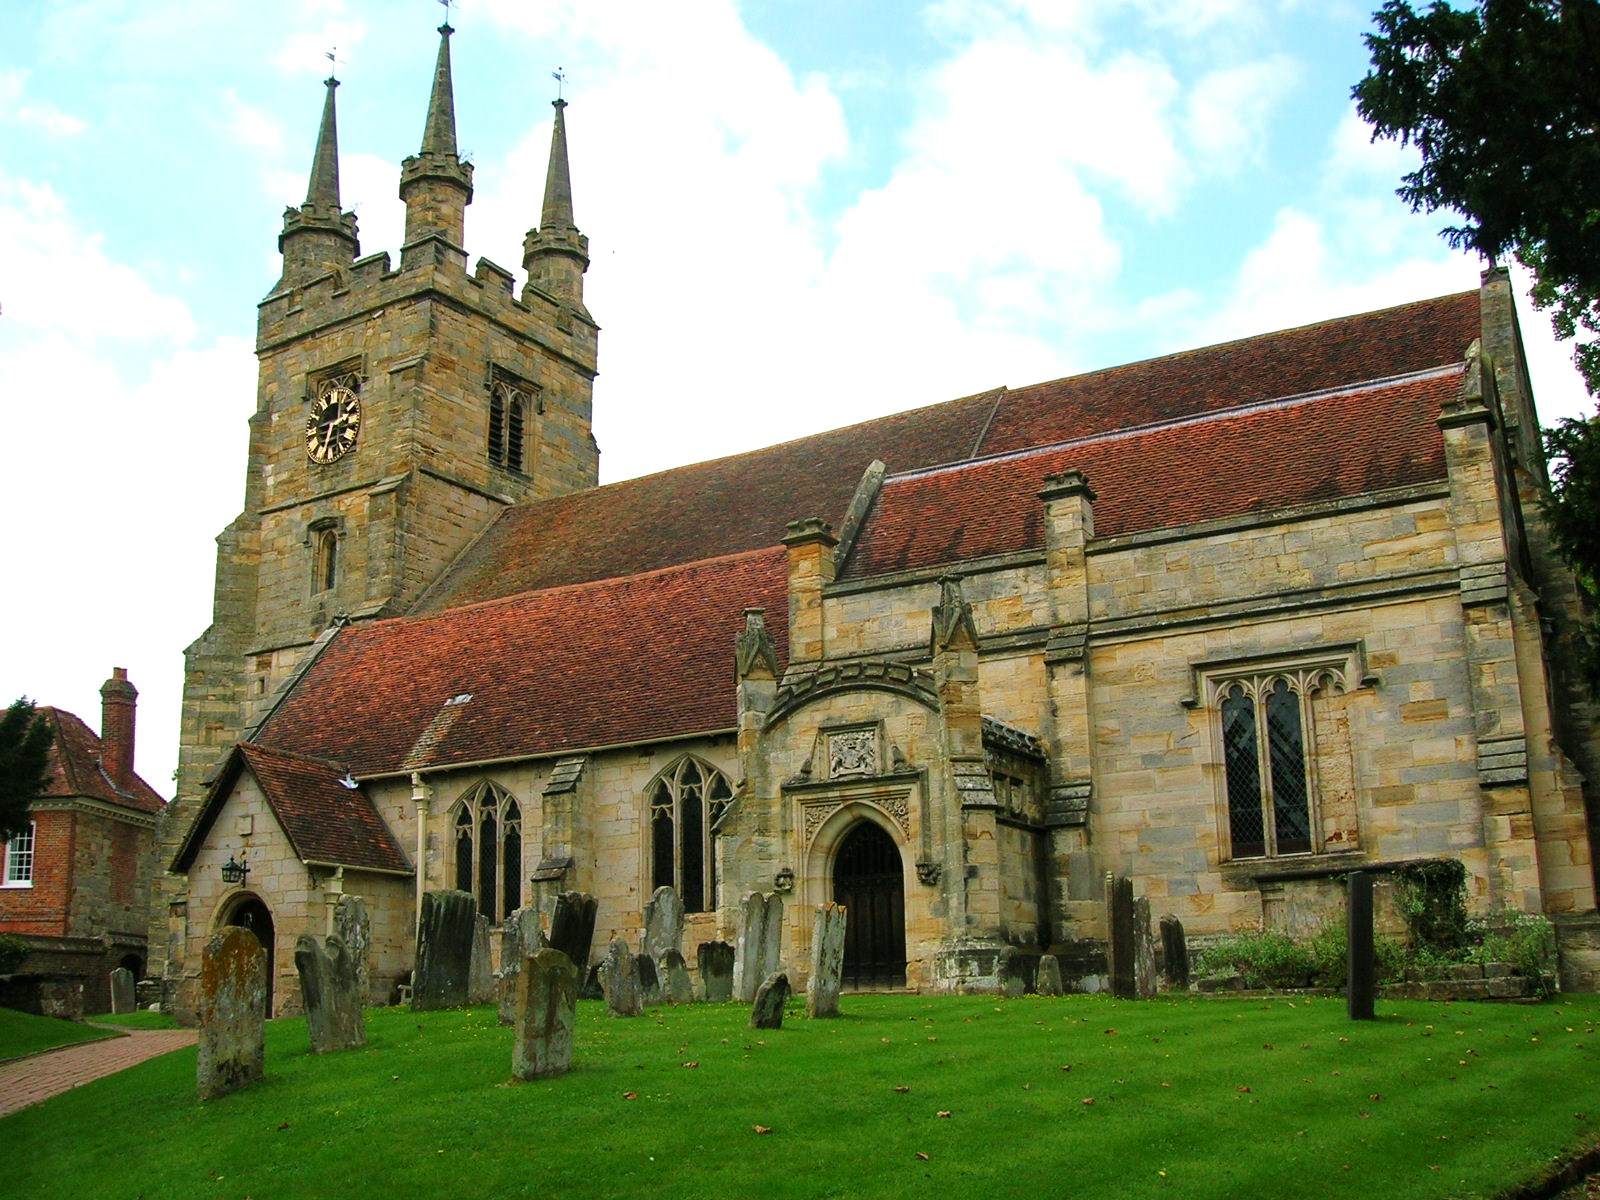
[1081,1098,1095,1106]
[1236,1086,1252,1093]
[276,1122,290,1132]
[1369,1093,1381,1102]
[1060,1065,1072,1073]
[937,1111,952,1118]
[893,1086,910,1094]
[682,1062,699,1069]
[623,1092,638,1100]
[753,1125,772,1135]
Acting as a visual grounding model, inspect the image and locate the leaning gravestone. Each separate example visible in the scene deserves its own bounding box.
[109,966,135,1015]
[333,895,371,1005]
[698,940,735,1002]
[750,971,792,1029]
[413,889,478,1010]
[498,906,546,1026]
[1159,914,1190,991]
[636,953,663,1006]
[1105,874,1136,1000]
[549,891,598,975]
[512,949,578,1081]
[734,892,784,1003]
[642,885,686,966]
[468,914,496,1005]
[197,926,267,1101]
[294,932,365,1053]
[1133,897,1158,999]
[600,937,643,1017]
[660,949,694,1005]
[1036,953,1064,996]
[807,903,847,1018]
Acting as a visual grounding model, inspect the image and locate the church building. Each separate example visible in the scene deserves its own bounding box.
[152,26,1600,1017]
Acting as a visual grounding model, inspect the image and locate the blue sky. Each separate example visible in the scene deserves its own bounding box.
[1,0,1592,794]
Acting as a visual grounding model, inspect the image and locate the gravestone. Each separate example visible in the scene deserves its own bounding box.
[109,966,135,1015]
[333,895,371,1005]
[1036,953,1063,996]
[196,926,267,1101]
[750,970,791,1030]
[642,885,685,966]
[512,949,578,1081]
[1133,897,1158,999]
[807,903,847,1018]
[636,953,663,1006]
[580,962,605,1001]
[1104,874,1136,1000]
[413,889,477,1010]
[600,937,642,1017]
[294,932,365,1053]
[698,941,735,1002]
[1159,914,1190,991]
[734,892,784,1003]
[548,892,598,975]
[468,913,496,1005]
[997,946,1026,998]
[660,949,694,1005]
[1348,872,1376,1021]
[498,906,545,1026]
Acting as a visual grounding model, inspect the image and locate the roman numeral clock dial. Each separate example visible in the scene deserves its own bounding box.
[306,385,361,464]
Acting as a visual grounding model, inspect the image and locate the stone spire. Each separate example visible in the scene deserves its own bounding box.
[278,75,359,285]
[523,98,590,310]
[400,22,474,269]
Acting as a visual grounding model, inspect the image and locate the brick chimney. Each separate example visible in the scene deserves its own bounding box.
[99,667,137,792]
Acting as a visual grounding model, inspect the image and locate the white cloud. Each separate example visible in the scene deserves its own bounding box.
[1184,57,1297,173]
[0,68,86,136]
[274,21,370,77]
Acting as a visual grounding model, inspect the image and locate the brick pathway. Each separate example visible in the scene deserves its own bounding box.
[0,1027,197,1118]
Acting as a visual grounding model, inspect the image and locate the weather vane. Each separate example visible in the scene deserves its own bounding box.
[438,0,454,30]
[552,68,565,100]
[325,47,340,83]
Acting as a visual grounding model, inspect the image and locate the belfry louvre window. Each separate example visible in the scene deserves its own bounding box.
[648,757,732,914]
[451,781,522,921]
[487,374,535,473]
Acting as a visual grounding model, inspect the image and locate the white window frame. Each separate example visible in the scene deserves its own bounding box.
[3,821,36,887]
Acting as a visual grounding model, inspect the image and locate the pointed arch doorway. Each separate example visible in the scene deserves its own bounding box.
[832,821,907,989]
[223,896,275,1015]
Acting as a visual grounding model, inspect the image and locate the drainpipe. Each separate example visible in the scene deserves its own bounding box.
[411,772,431,936]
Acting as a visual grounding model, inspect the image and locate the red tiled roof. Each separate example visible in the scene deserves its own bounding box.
[37,707,166,814]
[414,393,1000,611]
[237,743,411,873]
[841,369,1461,579]
[977,291,1480,455]
[260,547,790,774]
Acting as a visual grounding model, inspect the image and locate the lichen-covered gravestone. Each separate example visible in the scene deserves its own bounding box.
[750,971,791,1030]
[109,966,135,1015]
[333,895,371,1005]
[660,949,694,1005]
[548,892,598,976]
[734,892,784,1003]
[642,885,685,966]
[1036,953,1064,996]
[698,940,735,1002]
[294,932,365,1053]
[468,913,496,1005]
[512,949,578,1081]
[636,953,663,1006]
[806,903,847,1018]
[1159,914,1189,991]
[197,926,267,1101]
[1132,897,1158,999]
[997,946,1027,998]
[498,906,546,1026]
[599,937,642,1017]
[413,889,477,1010]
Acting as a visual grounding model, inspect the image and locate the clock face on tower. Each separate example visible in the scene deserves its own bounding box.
[306,384,361,464]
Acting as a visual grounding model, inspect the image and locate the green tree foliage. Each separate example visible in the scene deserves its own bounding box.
[1355,0,1600,688]
[0,698,53,841]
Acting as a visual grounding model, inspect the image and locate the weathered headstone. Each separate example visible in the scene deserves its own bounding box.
[1133,897,1158,999]
[698,940,735,1002]
[1159,914,1190,991]
[294,932,365,1053]
[1348,871,1376,1021]
[512,949,578,1081]
[807,903,847,1018]
[996,946,1026,998]
[109,966,135,1015]
[1036,953,1064,996]
[332,895,371,1005]
[413,889,478,1010]
[196,926,266,1101]
[734,892,784,1003]
[660,949,694,1005]
[498,906,546,1025]
[750,970,791,1029]
[468,913,496,1005]
[642,885,686,965]
[599,937,642,1017]
[580,962,605,1001]
[1105,874,1136,1000]
[636,953,663,1006]
[548,892,598,976]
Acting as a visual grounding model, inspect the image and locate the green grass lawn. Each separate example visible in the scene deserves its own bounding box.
[0,1007,118,1062]
[2,992,1597,1200]
[87,1010,182,1030]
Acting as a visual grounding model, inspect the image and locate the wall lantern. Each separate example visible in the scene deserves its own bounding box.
[220,853,251,886]
[773,867,795,893]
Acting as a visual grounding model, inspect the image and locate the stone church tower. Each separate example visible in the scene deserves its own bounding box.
[151,26,597,990]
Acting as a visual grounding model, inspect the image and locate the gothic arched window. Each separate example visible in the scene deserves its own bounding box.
[312,527,337,594]
[450,781,523,921]
[647,757,732,914]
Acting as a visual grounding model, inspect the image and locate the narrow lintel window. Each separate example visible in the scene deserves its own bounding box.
[451,781,523,922]
[488,374,536,473]
[3,822,36,887]
[312,526,338,594]
[647,756,732,914]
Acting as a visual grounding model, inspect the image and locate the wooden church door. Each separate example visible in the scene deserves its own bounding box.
[832,821,907,989]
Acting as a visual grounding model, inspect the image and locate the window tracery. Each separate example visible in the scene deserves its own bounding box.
[451,780,522,921]
[647,757,732,914]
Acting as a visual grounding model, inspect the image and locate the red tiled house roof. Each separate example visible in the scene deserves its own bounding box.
[38,707,166,814]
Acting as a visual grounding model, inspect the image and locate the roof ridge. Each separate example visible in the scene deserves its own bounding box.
[239,739,349,772]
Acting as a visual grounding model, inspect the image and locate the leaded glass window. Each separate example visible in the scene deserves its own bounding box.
[449,781,523,921]
[1217,672,1331,859]
[646,757,732,914]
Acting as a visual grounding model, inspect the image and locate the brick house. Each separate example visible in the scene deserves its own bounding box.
[152,29,1600,1017]
[1,669,166,1016]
